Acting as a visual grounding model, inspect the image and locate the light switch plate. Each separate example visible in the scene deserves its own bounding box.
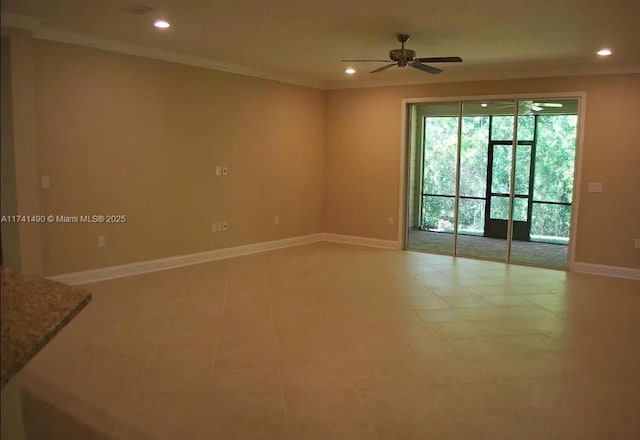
[41,176,50,189]
[588,182,603,193]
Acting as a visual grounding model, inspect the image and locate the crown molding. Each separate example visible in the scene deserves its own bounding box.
[322,64,640,90]
[1,12,322,90]
[33,27,323,89]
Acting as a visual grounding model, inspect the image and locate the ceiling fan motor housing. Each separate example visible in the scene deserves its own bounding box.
[390,48,415,66]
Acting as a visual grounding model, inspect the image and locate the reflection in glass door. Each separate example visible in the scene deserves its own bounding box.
[406,98,579,269]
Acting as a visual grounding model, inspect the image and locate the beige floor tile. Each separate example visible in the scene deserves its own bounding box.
[431,285,479,297]
[481,295,534,306]
[17,243,640,440]
[415,308,469,323]
[502,305,558,319]
[430,380,531,416]
[442,296,494,308]
[448,337,504,358]
[429,321,489,338]
[466,284,508,296]
[459,306,513,321]
[285,386,366,428]
[214,334,279,370]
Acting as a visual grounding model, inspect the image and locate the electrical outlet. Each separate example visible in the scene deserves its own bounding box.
[215,166,221,176]
[274,216,280,225]
[211,223,217,233]
[216,222,223,232]
[97,235,106,247]
[222,222,228,231]
[41,176,50,189]
[222,166,228,176]
[388,217,394,226]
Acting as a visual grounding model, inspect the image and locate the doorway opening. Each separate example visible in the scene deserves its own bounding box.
[405,98,580,269]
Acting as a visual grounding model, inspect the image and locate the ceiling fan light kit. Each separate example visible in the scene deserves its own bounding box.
[341,34,462,75]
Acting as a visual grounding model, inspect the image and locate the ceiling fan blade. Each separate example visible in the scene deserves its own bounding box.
[533,102,563,108]
[370,63,396,73]
[416,56,463,63]
[411,62,442,74]
[341,59,392,63]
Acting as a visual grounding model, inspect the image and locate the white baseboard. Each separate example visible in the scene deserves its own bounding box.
[47,234,638,286]
[48,233,400,285]
[573,262,640,280]
[49,234,324,285]
[321,233,400,250]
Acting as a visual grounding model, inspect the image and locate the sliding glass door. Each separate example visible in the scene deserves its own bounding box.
[406,97,579,269]
[407,102,460,255]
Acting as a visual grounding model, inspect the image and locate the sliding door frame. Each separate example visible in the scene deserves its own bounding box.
[398,92,586,271]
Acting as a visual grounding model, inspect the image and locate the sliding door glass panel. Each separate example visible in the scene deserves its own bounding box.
[491,145,512,194]
[407,102,459,255]
[514,145,531,195]
[458,115,489,236]
[492,114,535,141]
[490,196,509,219]
[456,101,513,261]
[517,115,535,141]
[513,198,528,222]
[458,198,485,234]
[509,99,578,268]
[491,115,514,140]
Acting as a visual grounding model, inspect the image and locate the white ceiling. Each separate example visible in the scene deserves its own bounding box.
[2,0,639,89]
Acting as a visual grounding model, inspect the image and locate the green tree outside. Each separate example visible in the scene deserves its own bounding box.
[421,113,577,243]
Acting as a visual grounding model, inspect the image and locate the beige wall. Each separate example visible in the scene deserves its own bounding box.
[4,31,325,275]
[1,37,22,269]
[3,27,638,274]
[1,29,43,275]
[325,74,640,269]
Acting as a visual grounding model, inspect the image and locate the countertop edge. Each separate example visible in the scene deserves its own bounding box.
[0,292,92,389]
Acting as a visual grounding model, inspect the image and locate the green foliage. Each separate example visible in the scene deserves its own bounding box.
[420,113,577,241]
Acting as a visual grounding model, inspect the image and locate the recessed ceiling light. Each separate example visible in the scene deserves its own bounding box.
[597,48,612,56]
[345,67,356,75]
[480,103,488,108]
[154,20,171,29]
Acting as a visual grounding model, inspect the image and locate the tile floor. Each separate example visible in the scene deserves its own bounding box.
[19,242,640,439]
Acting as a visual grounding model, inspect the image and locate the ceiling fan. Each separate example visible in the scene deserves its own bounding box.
[521,100,563,112]
[496,100,564,113]
[341,34,462,74]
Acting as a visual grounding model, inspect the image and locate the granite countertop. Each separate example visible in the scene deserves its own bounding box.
[1,266,91,388]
